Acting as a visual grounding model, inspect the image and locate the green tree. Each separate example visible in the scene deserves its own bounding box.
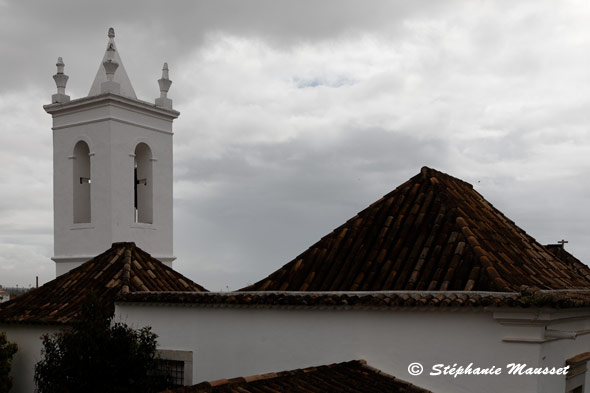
[34,293,171,393]
[0,332,18,393]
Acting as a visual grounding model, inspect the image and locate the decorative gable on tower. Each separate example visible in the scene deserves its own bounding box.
[87,28,138,99]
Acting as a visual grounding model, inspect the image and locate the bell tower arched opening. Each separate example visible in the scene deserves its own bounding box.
[73,141,91,223]
[134,143,153,224]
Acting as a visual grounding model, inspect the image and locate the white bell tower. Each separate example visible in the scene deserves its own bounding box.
[44,28,180,276]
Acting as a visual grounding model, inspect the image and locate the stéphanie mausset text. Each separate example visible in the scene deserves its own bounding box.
[430,363,570,378]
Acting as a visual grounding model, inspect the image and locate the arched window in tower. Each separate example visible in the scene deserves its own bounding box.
[73,141,91,223]
[134,143,153,224]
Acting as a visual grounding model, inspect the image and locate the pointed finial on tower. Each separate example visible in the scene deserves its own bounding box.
[88,27,137,98]
[155,62,173,109]
[103,45,119,81]
[56,57,65,74]
[51,57,70,104]
[101,28,121,94]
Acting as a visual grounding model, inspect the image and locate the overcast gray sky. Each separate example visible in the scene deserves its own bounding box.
[1,0,589,291]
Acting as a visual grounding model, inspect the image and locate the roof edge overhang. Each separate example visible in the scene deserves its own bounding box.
[43,92,180,119]
[0,319,70,327]
[114,289,590,311]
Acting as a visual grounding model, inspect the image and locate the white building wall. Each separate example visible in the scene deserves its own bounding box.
[0,291,9,303]
[115,304,590,393]
[49,97,176,275]
[538,316,590,393]
[1,325,59,393]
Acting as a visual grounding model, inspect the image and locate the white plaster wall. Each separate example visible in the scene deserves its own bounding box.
[51,99,175,274]
[538,317,590,393]
[53,116,112,262]
[107,117,174,259]
[115,305,564,393]
[1,325,59,393]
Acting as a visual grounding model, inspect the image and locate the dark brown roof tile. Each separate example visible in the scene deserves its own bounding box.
[161,360,432,393]
[241,167,590,292]
[0,242,207,324]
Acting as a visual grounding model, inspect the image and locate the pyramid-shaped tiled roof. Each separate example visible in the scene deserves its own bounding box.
[0,242,207,324]
[163,360,431,393]
[545,244,590,283]
[242,167,590,292]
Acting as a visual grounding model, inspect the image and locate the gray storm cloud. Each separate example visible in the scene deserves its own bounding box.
[1,0,589,289]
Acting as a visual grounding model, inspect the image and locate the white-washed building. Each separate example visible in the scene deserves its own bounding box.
[0,287,9,303]
[116,166,590,393]
[0,29,204,393]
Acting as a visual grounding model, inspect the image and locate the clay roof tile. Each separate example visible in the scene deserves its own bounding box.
[0,242,207,324]
[241,167,590,292]
[160,360,431,393]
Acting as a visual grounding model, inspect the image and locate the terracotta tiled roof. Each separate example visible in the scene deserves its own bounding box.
[241,167,590,292]
[0,242,207,324]
[545,244,590,283]
[161,360,432,393]
[118,287,590,309]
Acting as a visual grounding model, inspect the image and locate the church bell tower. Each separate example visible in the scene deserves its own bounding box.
[44,28,180,276]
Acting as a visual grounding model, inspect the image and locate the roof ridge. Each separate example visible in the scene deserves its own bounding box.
[434,172,577,291]
[419,166,474,189]
[424,169,516,291]
[0,242,207,324]
[120,245,132,295]
[408,167,575,292]
[241,167,590,292]
[455,216,511,291]
[130,245,208,292]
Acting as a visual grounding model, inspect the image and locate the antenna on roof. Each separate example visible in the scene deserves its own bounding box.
[557,239,568,248]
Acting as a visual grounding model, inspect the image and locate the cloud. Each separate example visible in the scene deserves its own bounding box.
[2,1,590,289]
[0,240,53,287]
[168,21,590,288]
[174,128,450,290]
